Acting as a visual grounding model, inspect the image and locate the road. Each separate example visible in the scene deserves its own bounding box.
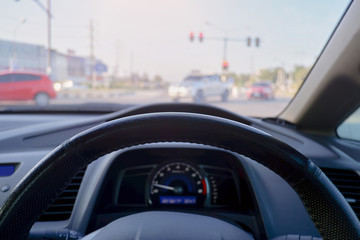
[51,89,291,117]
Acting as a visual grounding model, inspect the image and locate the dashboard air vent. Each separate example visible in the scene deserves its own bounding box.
[322,168,360,219]
[37,168,86,221]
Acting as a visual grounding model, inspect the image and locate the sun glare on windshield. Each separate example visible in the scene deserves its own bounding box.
[0,0,351,116]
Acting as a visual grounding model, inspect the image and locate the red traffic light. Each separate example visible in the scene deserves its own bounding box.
[189,32,194,42]
[246,37,251,47]
[199,32,204,42]
[222,60,229,70]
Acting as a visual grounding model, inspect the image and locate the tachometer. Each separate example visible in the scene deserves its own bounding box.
[149,162,207,206]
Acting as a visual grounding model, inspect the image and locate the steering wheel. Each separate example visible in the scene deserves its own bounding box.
[0,113,359,239]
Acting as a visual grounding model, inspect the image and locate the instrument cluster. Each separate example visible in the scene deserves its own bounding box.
[113,148,247,209]
[89,147,256,232]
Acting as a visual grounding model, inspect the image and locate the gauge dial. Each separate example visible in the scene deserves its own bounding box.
[149,162,207,206]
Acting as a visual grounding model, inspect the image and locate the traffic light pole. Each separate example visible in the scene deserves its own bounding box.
[189,31,260,73]
[223,38,228,65]
[204,36,247,73]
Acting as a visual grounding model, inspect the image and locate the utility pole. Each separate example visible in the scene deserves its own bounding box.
[130,51,136,87]
[130,52,133,77]
[90,19,95,88]
[114,40,120,80]
[46,0,51,75]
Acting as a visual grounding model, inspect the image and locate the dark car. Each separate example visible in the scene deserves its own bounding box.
[246,82,274,100]
[0,71,56,106]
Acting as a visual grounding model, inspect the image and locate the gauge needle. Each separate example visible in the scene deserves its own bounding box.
[153,183,175,191]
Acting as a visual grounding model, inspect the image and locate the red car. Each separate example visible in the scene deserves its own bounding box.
[0,71,56,106]
[246,82,274,100]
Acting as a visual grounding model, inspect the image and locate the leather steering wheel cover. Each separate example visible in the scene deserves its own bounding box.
[0,112,359,239]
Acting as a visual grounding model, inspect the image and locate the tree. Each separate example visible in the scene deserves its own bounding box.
[292,65,310,89]
[141,73,150,82]
[153,74,163,83]
[227,73,251,88]
[258,68,277,83]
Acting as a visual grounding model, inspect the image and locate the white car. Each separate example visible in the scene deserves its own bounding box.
[168,75,232,102]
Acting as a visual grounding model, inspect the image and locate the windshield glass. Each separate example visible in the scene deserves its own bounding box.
[0,1,351,117]
[337,106,360,142]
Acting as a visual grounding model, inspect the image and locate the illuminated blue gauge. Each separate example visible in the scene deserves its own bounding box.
[149,162,207,206]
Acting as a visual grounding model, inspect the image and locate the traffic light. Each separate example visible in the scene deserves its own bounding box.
[255,37,260,47]
[246,37,251,47]
[189,32,194,42]
[199,32,204,42]
[222,60,229,71]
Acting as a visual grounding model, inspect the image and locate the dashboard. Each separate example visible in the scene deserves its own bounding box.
[87,147,257,234]
[1,103,360,239]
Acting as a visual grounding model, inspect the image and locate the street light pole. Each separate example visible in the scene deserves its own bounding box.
[27,0,52,74]
[10,18,26,71]
[14,0,52,74]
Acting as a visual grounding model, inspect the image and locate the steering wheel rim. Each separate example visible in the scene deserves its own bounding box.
[0,112,359,239]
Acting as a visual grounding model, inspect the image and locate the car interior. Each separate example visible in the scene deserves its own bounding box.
[0,1,360,240]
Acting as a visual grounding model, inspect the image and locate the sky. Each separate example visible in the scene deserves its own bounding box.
[0,0,350,82]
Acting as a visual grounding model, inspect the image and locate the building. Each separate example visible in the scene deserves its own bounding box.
[0,39,46,73]
[0,39,107,84]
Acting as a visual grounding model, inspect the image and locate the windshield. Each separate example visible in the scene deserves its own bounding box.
[0,1,351,117]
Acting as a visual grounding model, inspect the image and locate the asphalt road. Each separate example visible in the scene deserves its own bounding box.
[51,89,291,117]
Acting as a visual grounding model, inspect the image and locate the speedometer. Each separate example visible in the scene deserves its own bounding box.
[149,162,207,206]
